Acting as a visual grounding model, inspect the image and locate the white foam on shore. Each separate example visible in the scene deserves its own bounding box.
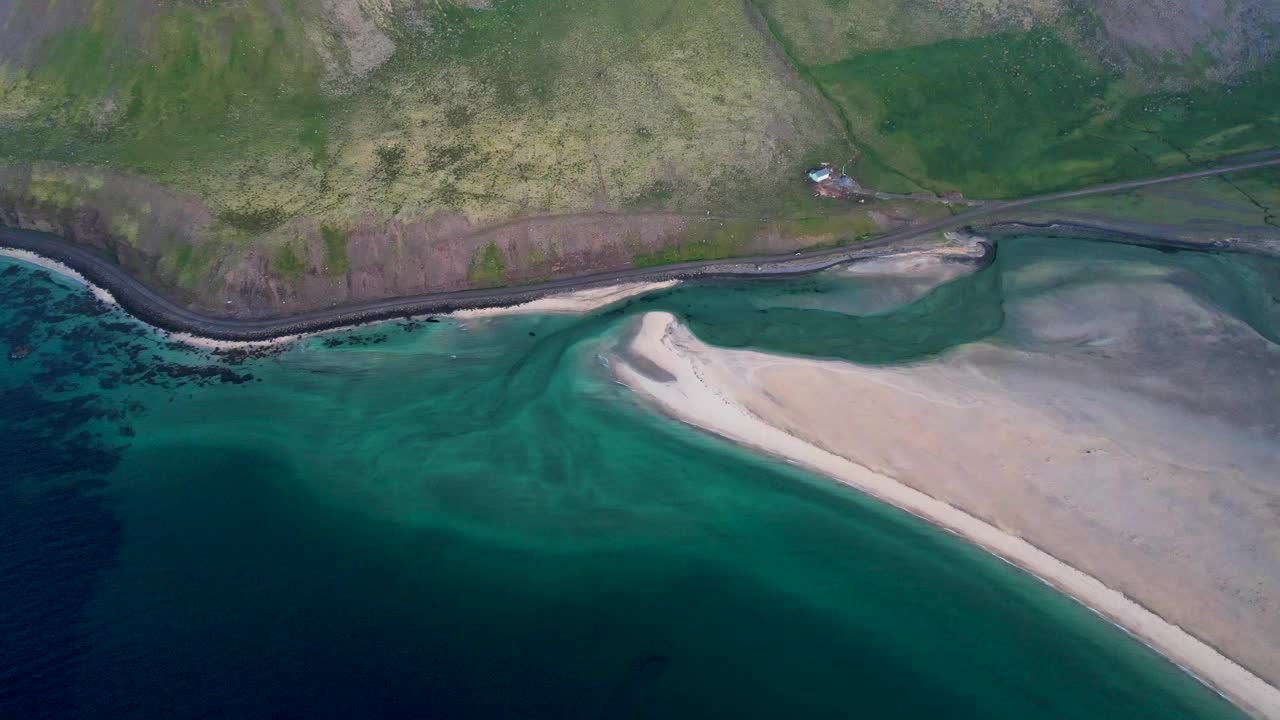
[613,311,1280,720]
[0,247,302,350]
[1,247,119,308]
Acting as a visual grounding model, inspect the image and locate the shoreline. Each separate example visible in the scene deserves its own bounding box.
[975,219,1280,256]
[0,246,685,350]
[0,226,993,344]
[2,151,1278,342]
[450,281,681,320]
[3,211,1269,349]
[2,211,1270,345]
[612,311,1280,720]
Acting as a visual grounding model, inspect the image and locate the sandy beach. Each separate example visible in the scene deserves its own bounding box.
[450,281,679,319]
[613,310,1280,719]
[163,282,681,349]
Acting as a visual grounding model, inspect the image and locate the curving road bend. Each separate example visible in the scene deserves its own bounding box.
[3,153,1279,341]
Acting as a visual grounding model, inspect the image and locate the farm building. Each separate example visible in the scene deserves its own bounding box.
[807,166,834,183]
[805,164,861,198]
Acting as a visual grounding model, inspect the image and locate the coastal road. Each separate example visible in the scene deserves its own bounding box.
[3,153,1279,340]
[809,151,1280,265]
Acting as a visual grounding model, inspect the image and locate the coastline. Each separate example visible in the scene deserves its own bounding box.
[0,225,993,344]
[4,150,1278,342]
[451,281,681,319]
[612,311,1280,720]
[0,246,682,349]
[6,193,1279,714]
[975,219,1280,256]
[3,212,1268,345]
[0,247,120,308]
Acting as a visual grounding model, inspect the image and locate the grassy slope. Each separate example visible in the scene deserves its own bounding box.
[1040,166,1280,229]
[0,0,863,292]
[3,0,1275,299]
[338,0,844,220]
[0,0,844,225]
[756,0,1066,64]
[0,2,328,191]
[755,0,1280,198]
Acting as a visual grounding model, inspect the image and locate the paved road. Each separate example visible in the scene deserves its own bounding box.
[811,151,1280,264]
[3,153,1279,340]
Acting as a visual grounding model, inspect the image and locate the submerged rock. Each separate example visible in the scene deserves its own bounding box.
[8,344,32,360]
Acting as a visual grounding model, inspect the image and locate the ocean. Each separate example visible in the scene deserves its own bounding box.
[1,237,1262,719]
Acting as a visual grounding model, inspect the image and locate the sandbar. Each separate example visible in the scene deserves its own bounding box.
[613,310,1280,719]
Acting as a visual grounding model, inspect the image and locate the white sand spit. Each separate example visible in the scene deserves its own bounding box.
[453,281,679,319]
[613,311,1280,720]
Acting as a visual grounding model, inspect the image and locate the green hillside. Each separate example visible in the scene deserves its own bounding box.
[1,0,842,223]
[755,0,1280,197]
[0,0,1277,307]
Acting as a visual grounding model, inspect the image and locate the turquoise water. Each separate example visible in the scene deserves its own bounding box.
[1,238,1265,719]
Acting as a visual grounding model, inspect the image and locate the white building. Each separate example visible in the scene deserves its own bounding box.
[806,167,833,183]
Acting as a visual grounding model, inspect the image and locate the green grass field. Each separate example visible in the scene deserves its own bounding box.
[1,2,328,178]
[756,1,1280,198]
[813,33,1280,197]
[1041,167,1280,228]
